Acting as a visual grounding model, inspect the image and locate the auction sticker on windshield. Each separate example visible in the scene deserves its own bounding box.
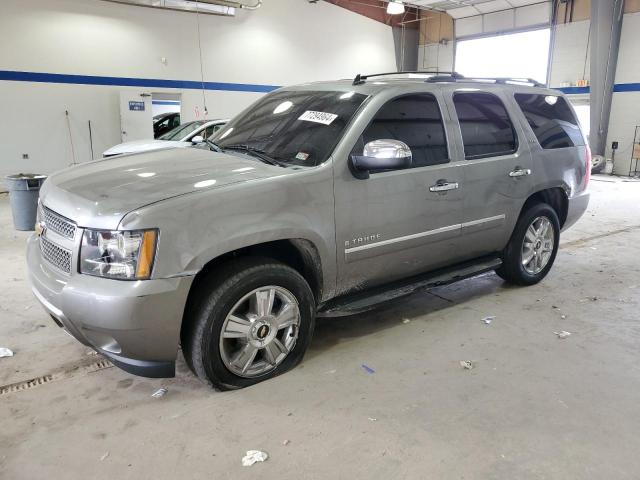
[298,111,338,125]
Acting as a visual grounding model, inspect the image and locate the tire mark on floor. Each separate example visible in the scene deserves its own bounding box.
[560,224,640,249]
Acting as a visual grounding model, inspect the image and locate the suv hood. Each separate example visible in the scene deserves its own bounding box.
[41,148,285,230]
[102,139,186,156]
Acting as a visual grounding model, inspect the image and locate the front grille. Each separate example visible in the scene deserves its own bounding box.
[40,236,72,274]
[43,207,76,239]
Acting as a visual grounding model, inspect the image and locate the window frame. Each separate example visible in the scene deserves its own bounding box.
[353,91,452,173]
[451,90,520,161]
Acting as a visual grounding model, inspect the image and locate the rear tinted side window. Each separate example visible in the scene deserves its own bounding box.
[514,93,584,149]
[453,92,517,159]
[359,93,448,169]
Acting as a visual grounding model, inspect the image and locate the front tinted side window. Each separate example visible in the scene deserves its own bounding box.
[514,93,584,149]
[453,92,517,159]
[359,94,448,168]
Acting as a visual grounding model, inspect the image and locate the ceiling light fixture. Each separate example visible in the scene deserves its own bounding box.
[386,0,404,15]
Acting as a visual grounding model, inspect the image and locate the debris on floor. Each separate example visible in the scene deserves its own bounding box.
[561,314,567,319]
[0,347,14,358]
[460,360,474,370]
[402,318,411,324]
[361,364,375,374]
[100,452,109,461]
[324,369,336,374]
[368,417,377,422]
[151,387,168,398]
[554,331,572,339]
[282,440,290,446]
[242,450,268,467]
[482,316,495,325]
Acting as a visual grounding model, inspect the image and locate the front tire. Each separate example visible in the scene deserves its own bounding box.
[183,258,315,390]
[496,203,560,286]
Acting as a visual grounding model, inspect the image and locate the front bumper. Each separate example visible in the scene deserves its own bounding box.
[26,234,194,378]
[562,190,590,231]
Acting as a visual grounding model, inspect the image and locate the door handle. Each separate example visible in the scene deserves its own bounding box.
[429,181,459,192]
[509,168,532,177]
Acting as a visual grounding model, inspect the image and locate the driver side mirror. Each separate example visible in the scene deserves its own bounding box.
[350,139,412,179]
[191,135,205,145]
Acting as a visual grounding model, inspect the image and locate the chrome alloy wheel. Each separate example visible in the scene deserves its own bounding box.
[219,286,300,378]
[522,216,555,275]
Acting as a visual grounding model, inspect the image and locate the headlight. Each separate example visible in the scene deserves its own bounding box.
[80,229,158,280]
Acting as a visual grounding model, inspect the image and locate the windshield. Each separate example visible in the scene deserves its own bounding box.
[159,121,205,141]
[213,89,368,167]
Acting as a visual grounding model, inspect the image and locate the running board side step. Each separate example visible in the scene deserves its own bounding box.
[317,256,502,317]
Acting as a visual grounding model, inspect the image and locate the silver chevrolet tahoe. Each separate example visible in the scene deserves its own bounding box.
[27,72,590,390]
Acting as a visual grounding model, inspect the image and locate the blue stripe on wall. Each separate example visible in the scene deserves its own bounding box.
[555,83,640,94]
[2,69,640,95]
[0,70,280,93]
[152,100,181,105]
[614,83,640,92]
[556,86,590,94]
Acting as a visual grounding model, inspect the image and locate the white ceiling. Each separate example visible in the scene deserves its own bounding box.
[408,0,545,18]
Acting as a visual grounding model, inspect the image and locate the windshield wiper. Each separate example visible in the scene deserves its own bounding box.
[223,144,286,167]
[206,139,223,152]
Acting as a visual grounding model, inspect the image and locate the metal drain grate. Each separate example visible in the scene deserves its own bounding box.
[0,374,55,396]
[83,359,113,373]
[0,359,114,396]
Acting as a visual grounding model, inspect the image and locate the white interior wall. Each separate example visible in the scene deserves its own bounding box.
[548,20,591,86]
[417,43,454,72]
[0,0,397,180]
[608,12,640,175]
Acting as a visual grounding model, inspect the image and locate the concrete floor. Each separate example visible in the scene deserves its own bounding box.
[1,176,639,479]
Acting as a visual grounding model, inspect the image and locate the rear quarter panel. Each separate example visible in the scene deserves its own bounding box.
[508,90,589,221]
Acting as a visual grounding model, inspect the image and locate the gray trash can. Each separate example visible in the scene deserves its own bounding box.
[4,174,47,231]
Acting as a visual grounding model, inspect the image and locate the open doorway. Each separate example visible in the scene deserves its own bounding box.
[570,99,590,140]
[152,93,181,138]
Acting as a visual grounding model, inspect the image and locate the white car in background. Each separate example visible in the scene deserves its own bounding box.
[103,119,228,157]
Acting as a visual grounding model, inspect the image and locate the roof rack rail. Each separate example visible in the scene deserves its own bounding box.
[469,77,546,87]
[352,70,463,86]
[351,71,546,88]
[425,75,546,88]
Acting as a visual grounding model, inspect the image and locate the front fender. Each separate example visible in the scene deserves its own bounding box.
[119,165,338,298]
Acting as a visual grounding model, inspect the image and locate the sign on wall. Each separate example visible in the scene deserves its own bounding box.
[129,101,145,111]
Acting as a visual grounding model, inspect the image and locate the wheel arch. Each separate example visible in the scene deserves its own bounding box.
[179,239,323,346]
[520,187,568,227]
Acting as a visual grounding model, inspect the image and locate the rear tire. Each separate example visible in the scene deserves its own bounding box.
[591,155,606,174]
[496,203,560,286]
[183,258,315,390]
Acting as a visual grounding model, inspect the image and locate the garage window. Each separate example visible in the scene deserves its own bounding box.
[514,93,585,149]
[358,94,448,169]
[453,92,517,160]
